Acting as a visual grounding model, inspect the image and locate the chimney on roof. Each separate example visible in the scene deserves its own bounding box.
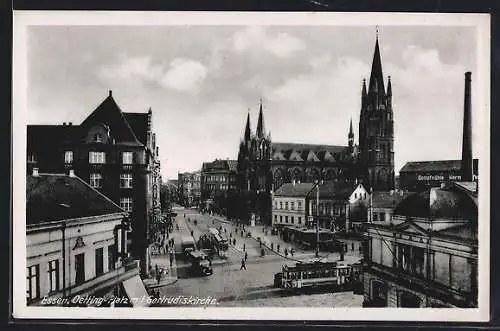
[32,167,39,177]
[109,90,112,97]
[68,169,75,177]
[68,122,72,126]
[63,122,66,126]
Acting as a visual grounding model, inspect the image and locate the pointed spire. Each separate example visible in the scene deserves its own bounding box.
[362,79,367,97]
[387,76,392,96]
[256,98,265,139]
[244,110,251,143]
[349,118,354,137]
[368,31,385,94]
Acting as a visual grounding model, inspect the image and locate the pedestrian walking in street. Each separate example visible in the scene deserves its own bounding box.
[191,230,194,237]
[290,248,294,257]
[156,270,161,284]
[230,232,232,238]
[243,243,246,251]
[277,244,280,253]
[271,243,274,250]
[240,258,246,270]
[233,238,236,245]
[244,251,248,261]
[284,248,288,257]
[241,230,243,237]
[169,253,174,267]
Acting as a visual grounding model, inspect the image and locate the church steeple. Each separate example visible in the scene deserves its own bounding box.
[368,33,385,95]
[244,110,251,144]
[348,118,354,151]
[256,98,265,139]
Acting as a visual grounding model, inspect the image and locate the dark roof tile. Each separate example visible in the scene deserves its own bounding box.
[27,174,124,225]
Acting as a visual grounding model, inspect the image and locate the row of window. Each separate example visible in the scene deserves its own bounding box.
[275,200,303,211]
[354,192,367,199]
[89,173,134,189]
[203,175,228,183]
[30,151,135,165]
[26,244,115,302]
[274,214,302,225]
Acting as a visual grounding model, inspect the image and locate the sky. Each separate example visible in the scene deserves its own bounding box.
[26,24,479,180]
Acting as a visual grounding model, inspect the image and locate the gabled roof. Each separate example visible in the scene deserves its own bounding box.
[317,180,359,200]
[271,142,347,162]
[274,183,315,197]
[26,173,124,226]
[399,159,479,173]
[80,93,143,146]
[123,112,149,145]
[371,190,415,209]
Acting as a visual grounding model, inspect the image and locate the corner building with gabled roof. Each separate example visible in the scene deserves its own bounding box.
[27,91,162,278]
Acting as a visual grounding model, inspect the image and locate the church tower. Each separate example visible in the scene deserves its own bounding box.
[358,33,395,191]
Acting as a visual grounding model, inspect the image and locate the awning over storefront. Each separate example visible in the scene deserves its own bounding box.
[122,275,150,307]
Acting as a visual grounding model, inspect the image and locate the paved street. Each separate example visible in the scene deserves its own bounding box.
[155,206,363,307]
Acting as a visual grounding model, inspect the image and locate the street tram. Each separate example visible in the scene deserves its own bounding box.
[207,228,229,251]
[275,261,362,291]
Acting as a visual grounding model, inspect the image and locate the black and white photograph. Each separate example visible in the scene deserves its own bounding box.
[12,11,490,321]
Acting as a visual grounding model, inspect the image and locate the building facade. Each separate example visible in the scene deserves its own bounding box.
[368,190,414,223]
[272,181,369,232]
[399,159,478,192]
[178,171,201,207]
[26,171,148,307]
[236,35,395,224]
[200,159,237,215]
[26,91,162,277]
[362,182,478,308]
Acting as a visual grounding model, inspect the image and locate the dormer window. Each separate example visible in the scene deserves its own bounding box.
[94,133,102,143]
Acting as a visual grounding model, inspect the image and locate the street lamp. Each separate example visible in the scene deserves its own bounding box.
[309,180,322,258]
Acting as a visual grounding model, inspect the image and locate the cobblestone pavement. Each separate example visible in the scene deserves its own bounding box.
[156,207,363,307]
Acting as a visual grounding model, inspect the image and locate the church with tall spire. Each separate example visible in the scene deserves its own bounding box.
[235,32,395,224]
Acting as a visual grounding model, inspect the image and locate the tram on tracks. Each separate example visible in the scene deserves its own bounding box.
[274,261,362,292]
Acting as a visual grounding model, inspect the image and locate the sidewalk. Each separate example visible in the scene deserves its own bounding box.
[247,225,361,264]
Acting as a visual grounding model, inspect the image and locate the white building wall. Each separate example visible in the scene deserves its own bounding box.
[26,215,123,300]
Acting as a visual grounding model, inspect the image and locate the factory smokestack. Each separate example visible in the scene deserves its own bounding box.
[461,71,473,182]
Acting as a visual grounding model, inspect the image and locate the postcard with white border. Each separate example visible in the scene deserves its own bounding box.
[12,10,490,322]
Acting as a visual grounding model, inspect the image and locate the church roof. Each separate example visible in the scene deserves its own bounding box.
[26,173,124,226]
[80,92,143,146]
[271,142,347,162]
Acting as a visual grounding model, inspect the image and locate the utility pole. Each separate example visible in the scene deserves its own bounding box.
[315,180,322,258]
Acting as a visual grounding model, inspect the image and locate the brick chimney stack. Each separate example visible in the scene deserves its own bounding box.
[461,71,473,182]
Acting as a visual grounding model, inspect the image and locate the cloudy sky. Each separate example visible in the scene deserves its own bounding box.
[27,24,479,180]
